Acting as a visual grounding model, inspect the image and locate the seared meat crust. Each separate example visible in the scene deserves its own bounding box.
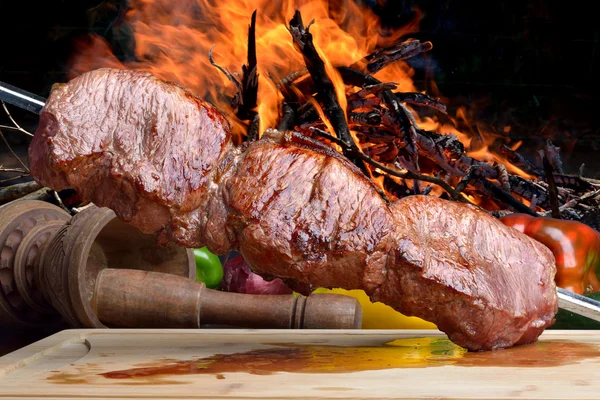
[29,69,558,351]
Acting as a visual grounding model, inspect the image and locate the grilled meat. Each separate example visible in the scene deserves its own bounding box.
[29,68,558,351]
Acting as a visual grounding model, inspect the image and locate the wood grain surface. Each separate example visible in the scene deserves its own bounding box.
[1,328,600,399]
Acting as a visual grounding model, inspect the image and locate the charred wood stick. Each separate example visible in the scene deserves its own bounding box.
[417,128,558,210]
[375,99,419,164]
[413,179,422,195]
[298,101,319,124]
[397,101,420,127]
[363,39,433,64]
[0,180,42,205]
[354,127,403,159]
[395,154,420,176]
[247,114,261,142]
[556,188,600,211]
[339,67,476,174]
[421,185,433,195]
[415,129,465,160]
[348,97,381,110]
[237,10,259,122]
[529,194,539,210]
[270,72,306,107]
[553,173,595,192]
[349,111,381,126]
[435,132,465,155]
[276,68,309,91]
[310,127,475,205]
[379,95,419,163]
[395,92,447,114]
[499,144,543,177]
[579,176,600,186]
[288,12,350,144]
[536,180,572,200]
[414,129,556,208]
[355,82,398,98]
[351,39,433,74]
[500,172,556,210]
[496,164,510,193]
[383,174,411,198]
[284,39,428,92]
[336,67,551,208]
[508,175,551,209]
[425,135,557,210]
[363,142,398,159]
[411,129,469,176]
[455,166,477,194]
[288,11,365,173]
[278,102,296,131]
[209,47,242,106]
[353,124,397,138]
[475,177,538,216]
[544,140,563,174]
[338,67,419,163]
[577,177,600,193]
[377,145,401,162]
[542,152,561,219]
[405,129,512,191]
[209,11,258,124]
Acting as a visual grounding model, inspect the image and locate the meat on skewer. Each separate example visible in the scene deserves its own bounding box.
[29,68,558,351]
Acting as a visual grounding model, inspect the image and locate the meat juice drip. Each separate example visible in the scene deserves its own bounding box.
[98,337,464,380]
[95,339,600,381]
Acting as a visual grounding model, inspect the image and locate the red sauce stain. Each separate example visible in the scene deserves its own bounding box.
[98,337,600,381]
[47,373,90,385]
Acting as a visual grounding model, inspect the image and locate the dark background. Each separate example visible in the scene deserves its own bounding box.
[372,0,600,175]
[0,0,599,179]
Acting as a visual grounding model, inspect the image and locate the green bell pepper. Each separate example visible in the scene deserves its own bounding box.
[193,247,223,289]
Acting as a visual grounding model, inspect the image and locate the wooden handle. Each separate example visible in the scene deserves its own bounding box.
[198,289,362,329]
[92,268,203,328]
[93,269,362,329]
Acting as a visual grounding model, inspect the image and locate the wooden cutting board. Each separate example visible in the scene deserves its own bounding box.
[1,328,600,399]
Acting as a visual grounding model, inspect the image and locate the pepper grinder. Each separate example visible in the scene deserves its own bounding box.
[0,200,361,330]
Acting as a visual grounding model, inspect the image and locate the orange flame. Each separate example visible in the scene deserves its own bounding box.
[68,0,537,210]
[69,0,419,140]
[416,106,534,181]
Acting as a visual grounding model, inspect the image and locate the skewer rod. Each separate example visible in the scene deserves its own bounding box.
[0,81,46,114]
[557,287,600,323]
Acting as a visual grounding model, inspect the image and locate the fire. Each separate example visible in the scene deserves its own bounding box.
[68,0,419,138]
[67,0,540,211]
[416,106,535,180]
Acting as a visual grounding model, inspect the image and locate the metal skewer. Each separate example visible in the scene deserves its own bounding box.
[0,81,46,114]
[557,287,600,322]
[2,80,600,324]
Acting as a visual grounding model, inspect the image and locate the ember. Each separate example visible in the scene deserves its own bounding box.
[65,0,600,222]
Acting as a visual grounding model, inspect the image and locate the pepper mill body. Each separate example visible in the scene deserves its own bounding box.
[0,200,362,330]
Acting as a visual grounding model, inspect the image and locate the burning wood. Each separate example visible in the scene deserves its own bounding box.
[196,9,600,223]
[288,11,364,170]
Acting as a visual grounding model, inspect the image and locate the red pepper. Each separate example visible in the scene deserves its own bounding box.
[500,214,600,294]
